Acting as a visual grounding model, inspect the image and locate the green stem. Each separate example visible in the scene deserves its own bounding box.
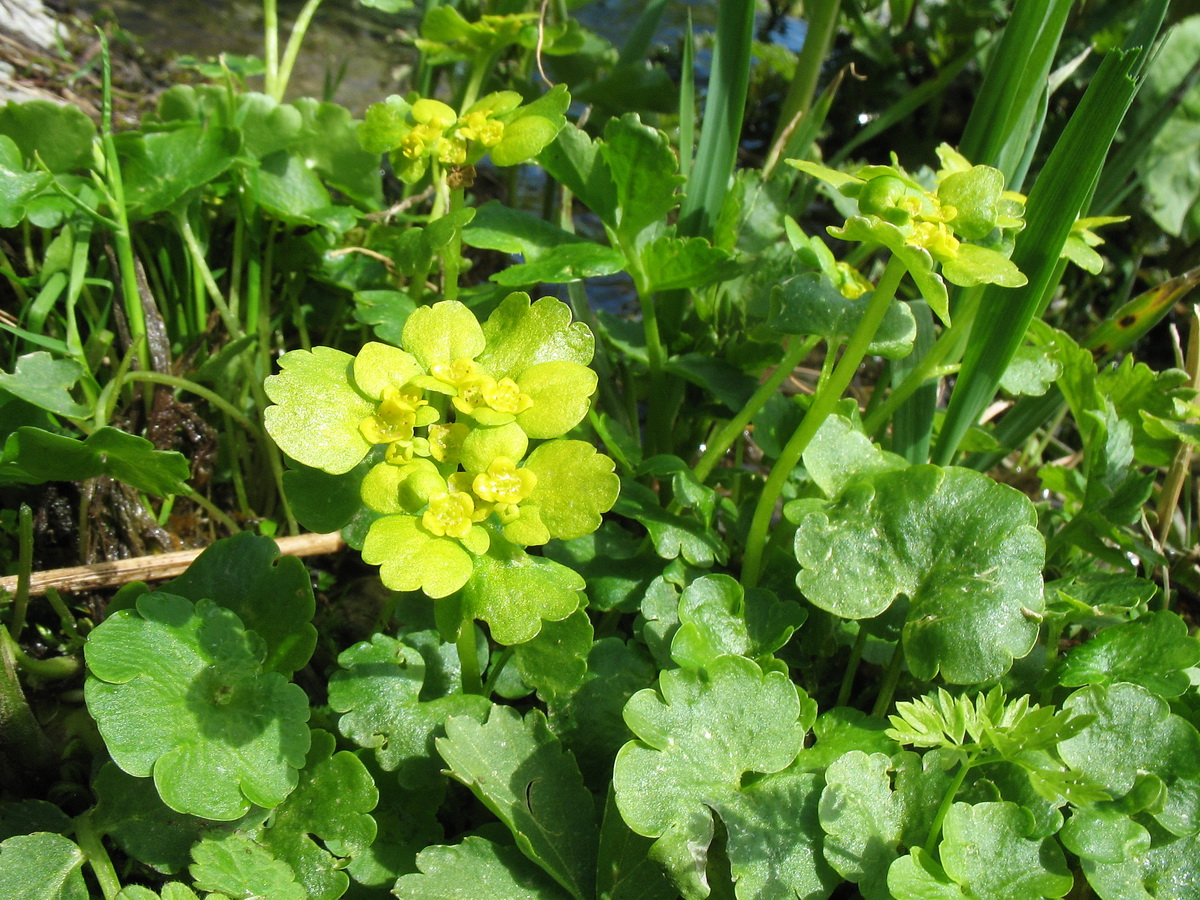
[836,627,867,709]
[482,646,514,698]
[118,371,260,435]
[178,212,243,341]
[923,752,977,855]
[862,284,985,439]
[97,33,146,368]
[870,640,906,719]
[442,188,465,303]
[589,408,637,478]
[626,253,669,456]
[695,334,821,483]
[457,619,483,695]
[274,0,326,101]
[262,0,280,99]
[769,0,842,150]
[9,504,33,640]
[742,255,907,588]
[183,487,241,534]
[74,812,122,900]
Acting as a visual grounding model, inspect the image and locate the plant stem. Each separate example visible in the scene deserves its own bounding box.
[262,0,280,99]
[870,640,905,718]
[742,255,907,588]
[836,627,867,708]
[626,252,669,456]
[457,620,483,695]
[97,33,147,368]
[923,752,976,855]
[275,0,326,102]
[75,811,122,900]
[694,334,821,483]
[119,371,260,436]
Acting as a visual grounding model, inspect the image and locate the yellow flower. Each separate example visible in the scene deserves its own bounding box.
[422,490,476,539]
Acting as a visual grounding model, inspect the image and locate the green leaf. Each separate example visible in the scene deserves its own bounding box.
[999,344,1061,397]
[162,533,317,677]
[819,751,905,899]
[1059,682,1200,837]
[115,884,200,900]
[327,633,490,789]
[116,126,241,218]
[522,440,619,540]
[1081,826,1200,899]
[243,149,335,225]
[548,638,658,790]
[799,414,908,498]
[0,135,48,227]
[92,763,214,875]
[0,832,87,900]
[264,346,375,474]
[280,456,370,534]
[0,802,72,842]
[600,114,683,249]
[0,352,90,418]
[190,832,306,900]
[539,126,617,228]
[615,481,726,567]
[613,655,826,900]
[463,539,586,645]
[84,593,311,820]
[1053,610,1200,698]
[353,289,415,345]
[789,465,1044,683]
[921,801,1073,899]
[639,236,742,293]
[256,730,378,900]
[670,574,805,670]
[0,426,190,496]
[596,788,677,900]
[831,217,950,325]
[937,165,1004,240]
[362,513,481,599]
[0,100,96,172]
[768,274,917,358]
[478,293,595,380]
[513,608,593,702]
[438,706,598,900]
[463,200,625,286]
[403,299,488,372]
[1059,805,1150,864]
[394,836,571,899]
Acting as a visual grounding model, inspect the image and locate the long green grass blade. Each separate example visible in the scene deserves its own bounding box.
[933,48,1146,466]
[959,0,1072,182]
[676,0,755,239]
[768,0,841,151]
[617,0,668,68]
[679,11,695,183]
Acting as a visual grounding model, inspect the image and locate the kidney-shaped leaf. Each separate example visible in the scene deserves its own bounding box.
[613,655,828,900]
[790,465,1044,684]
[162,533,317,677]
[84,592,311,820]
[0,832,87,900]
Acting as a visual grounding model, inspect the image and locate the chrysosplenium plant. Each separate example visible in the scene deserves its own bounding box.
[264,293,618,644]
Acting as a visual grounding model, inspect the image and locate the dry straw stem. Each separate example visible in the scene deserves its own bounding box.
[0,532,344,598]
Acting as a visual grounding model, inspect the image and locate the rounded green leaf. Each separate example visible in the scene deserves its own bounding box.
[402,300,486,372]
[490,115,561,166]
[190,832,306,900]
[1053,610,1200,698]
[84,593,311,820]
[0,832,87,900]
[937,802,1073,899]
[937,166,1003,240]
[523,440,619,540]
[362,514,478,598]
[264,346,375,474]
[1059,683,1200,837]
[462,540,585,645]
[477,294,594,379]
[516,361,598,439]
[352,341,424,399]
[613,656,824,899]
[161,532,317,677]
[792,465,1044,684]
[328,634,490,786]
[461,422,529,472]
[819,751,904,899]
